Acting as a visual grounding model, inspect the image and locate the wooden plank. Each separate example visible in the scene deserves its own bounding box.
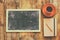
[56,0,60,38]
[0,1,5,40]
[3,0,7,40]
[0,27,4,40]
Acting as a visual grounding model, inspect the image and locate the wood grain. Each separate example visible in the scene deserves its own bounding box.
[0,2,5,40]
[0,0,59,40]
[4,0,17,40]
[18,0,35,40]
